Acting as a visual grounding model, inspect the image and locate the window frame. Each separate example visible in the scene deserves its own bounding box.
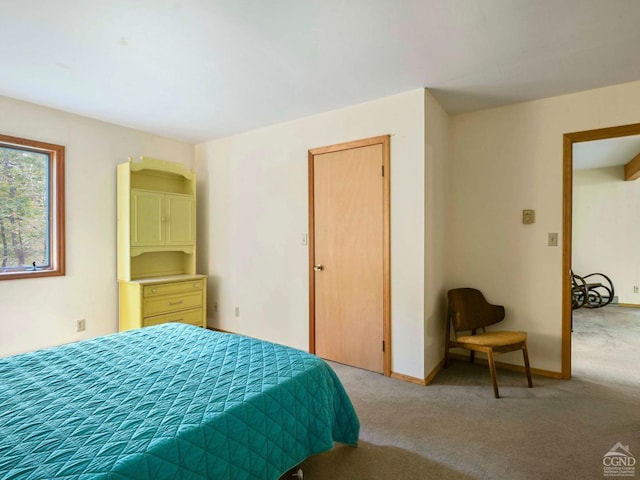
[0,134,65,281]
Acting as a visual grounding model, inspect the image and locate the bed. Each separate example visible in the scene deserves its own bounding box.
[0,323,359,479]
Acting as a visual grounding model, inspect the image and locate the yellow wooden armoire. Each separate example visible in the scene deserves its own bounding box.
[117,157,207,331]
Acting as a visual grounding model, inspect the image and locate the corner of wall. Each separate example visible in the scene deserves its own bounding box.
[194,144,210,280]
[423,89,451,376]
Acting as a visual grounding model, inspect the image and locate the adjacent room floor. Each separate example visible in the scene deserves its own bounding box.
[572,304,640,389]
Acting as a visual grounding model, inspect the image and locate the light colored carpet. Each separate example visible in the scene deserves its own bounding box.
[572,304,640,389]
[286,306,639,479]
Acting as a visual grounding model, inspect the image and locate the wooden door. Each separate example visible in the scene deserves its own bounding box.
[309,135,390,374]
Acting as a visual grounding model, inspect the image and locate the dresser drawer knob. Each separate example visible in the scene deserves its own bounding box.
[151,288,157,293]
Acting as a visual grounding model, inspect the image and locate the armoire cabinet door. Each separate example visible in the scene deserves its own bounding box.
[131,190,164,246]
[165,194,194,245]
[130,190,194,248]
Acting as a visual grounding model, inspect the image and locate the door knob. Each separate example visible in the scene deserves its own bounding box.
[313,264,324,272]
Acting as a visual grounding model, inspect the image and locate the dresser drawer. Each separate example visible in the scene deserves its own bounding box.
[120,275,207,332]
[144,280,204,297]
[144,291,202,316]
[143,308,203,327]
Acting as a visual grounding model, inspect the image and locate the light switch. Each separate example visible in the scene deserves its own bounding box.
[548,233,558,246]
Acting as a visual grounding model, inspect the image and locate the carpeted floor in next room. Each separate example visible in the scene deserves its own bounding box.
[289,305,639,480]
[572,304,640,389]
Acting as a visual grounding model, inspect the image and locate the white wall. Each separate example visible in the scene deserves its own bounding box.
[0,95,193,357]
[195,89,429,379]
[448,80,640,373]
[9,77,640,376]
[424,91,449,375]
[573,166,640,305]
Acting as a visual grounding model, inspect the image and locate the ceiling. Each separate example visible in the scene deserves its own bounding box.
[573,135,640,170]
[2,0,640,145]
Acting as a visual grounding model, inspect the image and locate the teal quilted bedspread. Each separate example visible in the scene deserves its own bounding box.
[0,324,359,479]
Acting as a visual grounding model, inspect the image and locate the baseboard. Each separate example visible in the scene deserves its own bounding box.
[449,353,564,379]
[389,360,445,386]
[617,303,640,308]
[207,329,563,383]
[208,326,244,335]
[390,371,427,386]
[424,359,444,385]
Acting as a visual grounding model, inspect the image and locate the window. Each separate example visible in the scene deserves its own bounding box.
[0,134,65,280]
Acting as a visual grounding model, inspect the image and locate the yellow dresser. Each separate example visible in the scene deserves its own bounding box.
[117,157,207,331]
[119,275,207,331]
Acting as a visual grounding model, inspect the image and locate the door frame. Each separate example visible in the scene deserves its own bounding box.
[308,135,391,376]
[562,122,640,379]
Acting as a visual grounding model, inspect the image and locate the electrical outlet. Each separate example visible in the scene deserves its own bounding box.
[76,319,86,332]
[213,302,218,313]
[234,307,240,317]
[634,285,639,294]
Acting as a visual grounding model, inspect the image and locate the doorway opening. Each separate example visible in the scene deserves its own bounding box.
[562,122,640,379]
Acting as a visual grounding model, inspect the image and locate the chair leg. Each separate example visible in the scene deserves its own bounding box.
[444,320,451,368]
[487,349,499,398]
[470,329,476,364]
[522,343,533,388]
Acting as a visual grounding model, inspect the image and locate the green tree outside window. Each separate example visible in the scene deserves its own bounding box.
[0,134,65,280]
